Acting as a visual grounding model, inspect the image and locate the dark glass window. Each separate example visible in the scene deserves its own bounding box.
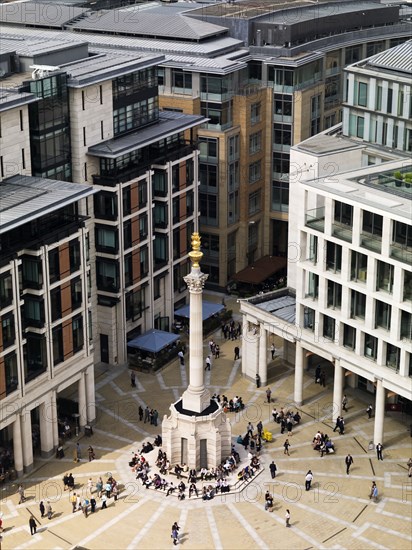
[323,315,335,340]
[126,288,145,321]
[364,334,378,360]
[24,296,45,328]
[351,290,366,318]
[94,192,118,220]
[4,352,18,396]
[154,235,168,268]
[24,333,47,382]
[0,273,13,308]
[69,239,81,273]
[95,226,118,253]
[375,300,391,330]
[326,242,342,271]
[71,277,82,310]
[343,324,356,350]
[96,259,119,292]
[2,314,15,349]
[48,248,60,283]
[376,261,394,293]
[401,310,412,340]
[363,211,383,236]
[123,187,131,216]
[50,288,61,322]
[351,252,368,282]
[334,201,353,226]
[327,280,342,309]
[124,254,133,287]
[52,325,63,365]
[72,314,84,352]
[124,220,132,250]
[22,257,43,289]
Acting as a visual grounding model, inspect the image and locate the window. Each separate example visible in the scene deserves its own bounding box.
[364,334,377,360]
[71,277,82,309]
[326,242,342,272]
[202,234,220,261]
[2,314,15,349]
[358,82,367,107]
[72,314,84,352]
[404,271,412,301]
[140,246,148,277]
[248,190,261,215]
[83,127,86,146]
[22,148,26,170]
[356,116,364,139]
[124,254,133,287]
[351,290,366,319]
[82,91,85,110]
[201,101,232,130]
[327,280,342,309]
[274,94,292,117]
[272,181,289,212]
[154,275,163,300]
[386,343,400,370]
[123,187,131,216]
[69,240,81,273]
[154,203,168,229]
[95,226,118,253]
[228,135,239,161]
[362,211,383,236]
[392,221,412,248]
[0,273,13,307]
[307,272,319,299]
[24,296,44,328]
[251,102,261,124]
[154,235,168,268]
[123,220,132,250]
[334,201,353,226]
[153,170,167,196]
[200,164,217,188]
[376,85,382,111]
[304,307,315,331]
[351,251,368,282]
[376,261,394,293]
[138,181,147,207]
[387,88,393,114]
[375,300,391,330]
[249,131,262,155]
[308,234,318,263]
[22,257,43,289]
[200,193,218,226]
[19,109,24,130]
[401,310,412,340]
[113,96,159,136]
[172,69,192,93]
[172,197,180,224]
[345,46,361,65]
[94,192,118,220]
[323,315,335,341]
[126,288,145,320]
[199,138,218,162]
[4,352,18,395]
[343,324,356,350]
[24,334,47,382]
[274,124,292,147]
[52,326,63,365]
[96,259,119,292]
[99,85,103,105]
[249,161,261,184]
[173,261,189,292]
[50,288,61,322]
[140,214,148,240]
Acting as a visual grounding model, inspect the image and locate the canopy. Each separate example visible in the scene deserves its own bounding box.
[175,301,225,321]
[127,329,179,353]
[231,255,287,285]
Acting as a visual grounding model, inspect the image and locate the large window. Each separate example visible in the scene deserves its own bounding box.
[364,334,378,360]
[386,343,400,370]
[351,251,368,282]
[48,248,60,284]
[358,82,368,107]
[393,221,412,248]
[200,193,218,226]
[327,280,342,309]
[24,334,47,382]
[307,272,319,299]
[351,290,366,319]
[4,352,18,396]
[200,164,217,189]
[326,242,342,272]
[304,307,315,331]
[24,296,45,328]
[376,261,394,293]
[362,211,382,236]
[69,239,81,273]
[1,314,15,349]
[126,288,145,321]
[404,271,412,301]
[113,96,159,135]
[249,190,261,215]
[375,300,391,330]
[94,192,118,220]
[95,226,118,253]
[251,102,261,124]
[401,310,412,340]
[201,101,232,130]
[323,315,336,341]
[274,94,292,117]
[96,259,119,292]
[172,70,192,94]
[71,277,82,309]
[272,181,289,212]
[52,326,63,365]
[72,314,84,352]
[22,257,43,289]
[343,324,356,350]
[50,288,61,322]
[0,273,13,308]
[154,234,168,268]
[249,131,262,155]
[199,138,218,162]
[334,201,353,226]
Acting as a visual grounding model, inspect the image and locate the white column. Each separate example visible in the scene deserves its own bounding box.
[21,412,33,473]
[294,342,304,405]
[373,379,385,445]
[332,359,343,422]
[259,326,267,386]
[13,416,24,477]
[51,390,59,448]
[78,373,87,428]
[86,365,96,424]
[39,395,54,458]
[188,283,205,389]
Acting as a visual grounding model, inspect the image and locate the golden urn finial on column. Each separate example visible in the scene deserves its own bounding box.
[188,232,203,268]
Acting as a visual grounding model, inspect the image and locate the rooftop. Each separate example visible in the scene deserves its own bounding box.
[296,133,362,155]
[361,38,412,75]
[0,1,89,28]
[0,175,96,234]
[0,88,38,112]
[88,111,206,159]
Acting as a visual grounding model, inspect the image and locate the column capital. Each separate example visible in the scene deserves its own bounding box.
[184,272,208,293]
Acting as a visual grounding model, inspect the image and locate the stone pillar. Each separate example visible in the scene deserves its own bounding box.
[51,390,59,448]
[78,373,87,428]
[39,395,54,458]
[294,342,304,405]
[258,326,267,386]
[373,378,385,445]
[13,416,24,477]
[86,366,96,424]
[21,412,33,473]
[332,359,343,422]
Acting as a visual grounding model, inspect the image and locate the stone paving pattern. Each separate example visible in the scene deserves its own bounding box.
[2,295,411,549]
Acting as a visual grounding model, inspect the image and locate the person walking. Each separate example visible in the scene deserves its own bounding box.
[39,501,45,518]
[305,470,313,491]
[138,405,143,421]
[205,356,211,371]
[130,371,136,388]
[178,350,184,366]
[29,515,38,535]
[345,454,354,475]
[266,387,272,404]
[269,461,277,479]
[171,524,179,545]
[366,404,373,419]
[46,501,53,520]
[144,406,150,424]
[285,509,291,527]
[342,394,348,412]
[256,373,261,388]
[369,481,378,501]
[90,497,96,513]
[18,484,26,504]
[376,443,383,461]
[270,343,276,360]
[284,439,291,456]
[234,346,240,360]
[101,494,108,509]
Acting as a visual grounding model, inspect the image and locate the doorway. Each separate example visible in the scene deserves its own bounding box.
[181,437,188,465]
[100,334,109,363]
[200,439,207,469]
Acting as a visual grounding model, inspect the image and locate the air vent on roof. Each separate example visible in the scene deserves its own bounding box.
[30,65,60,80]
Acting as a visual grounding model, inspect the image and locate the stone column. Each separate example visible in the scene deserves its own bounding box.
[86,365,96,424]
[13,416,24,477]
[294,342,304,405]
[21,412,33,473]
[258,326,267,386]
[78,372,87,428]
[39,395,54,458]
[332,359,343,422]
[51,390,59,448]
[181,233,210,413]
[373,378,385,445]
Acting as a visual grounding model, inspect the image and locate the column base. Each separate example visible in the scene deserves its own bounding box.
[40,448,55,459]
[23,463,34,474]
[15,468,24,478]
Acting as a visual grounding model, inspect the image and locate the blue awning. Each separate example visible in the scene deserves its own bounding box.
[127,329,179,353]
[175,301,225,321]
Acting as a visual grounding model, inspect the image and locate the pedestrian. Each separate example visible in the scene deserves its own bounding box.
[270,343,276,360]
[234,346,240,360]
[138,406,143,421]
[205,355,211,371]
[88,446,95,461]
[153,409,159,427]
[257,420,263,438]
[342,394,348,412]
[369,481,378,502]
[39,500,45,518]
[256,373,261,388]
[287,419,293,436]
[305,470,313,491]
[339,417,345,435]
[366,404,373,419]
[46,501,53,520]
[345,454,353,475]
[269,461,277,479]
[144,406,150,423]
[96,477,103,498]
[76,442,81,460]
[178,350,184,366]
[333,416,340,432]
[247,422,254,437]
[171,526,179,546]
[266,387,272,403]
[105,480,111,498]
[376,443,383,461]
[18,484,25,504]
[112,482,118,501]
[101,494,108,509]
[320,370,326,387]
[130,371,136,387]
[90,497,96,513]
[82,499,89,518]
[70,492,77,513]
[285,509,291,527]
[315,364,321,383]
[29,515,38,535]
[284,439,291,456]
[215,344,220,359]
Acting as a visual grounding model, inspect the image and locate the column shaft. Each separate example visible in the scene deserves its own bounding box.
[86,366,96,424]
[13,416,23,477]
[373,379,385,445]
[21,412,33,473]
[294,342,304,405]
[78,373,87,428]
[39,395,54,458]
[332,359,343,422]
[188,290,204,389]
[259,327,267,386]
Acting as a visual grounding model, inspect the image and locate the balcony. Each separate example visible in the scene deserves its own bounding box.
[305,207,325,232]
[390,244,412,265]
[360,233,381,254]
[332,222,352,243]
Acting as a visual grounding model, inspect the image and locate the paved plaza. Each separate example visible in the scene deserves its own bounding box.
[2,295,412,550]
